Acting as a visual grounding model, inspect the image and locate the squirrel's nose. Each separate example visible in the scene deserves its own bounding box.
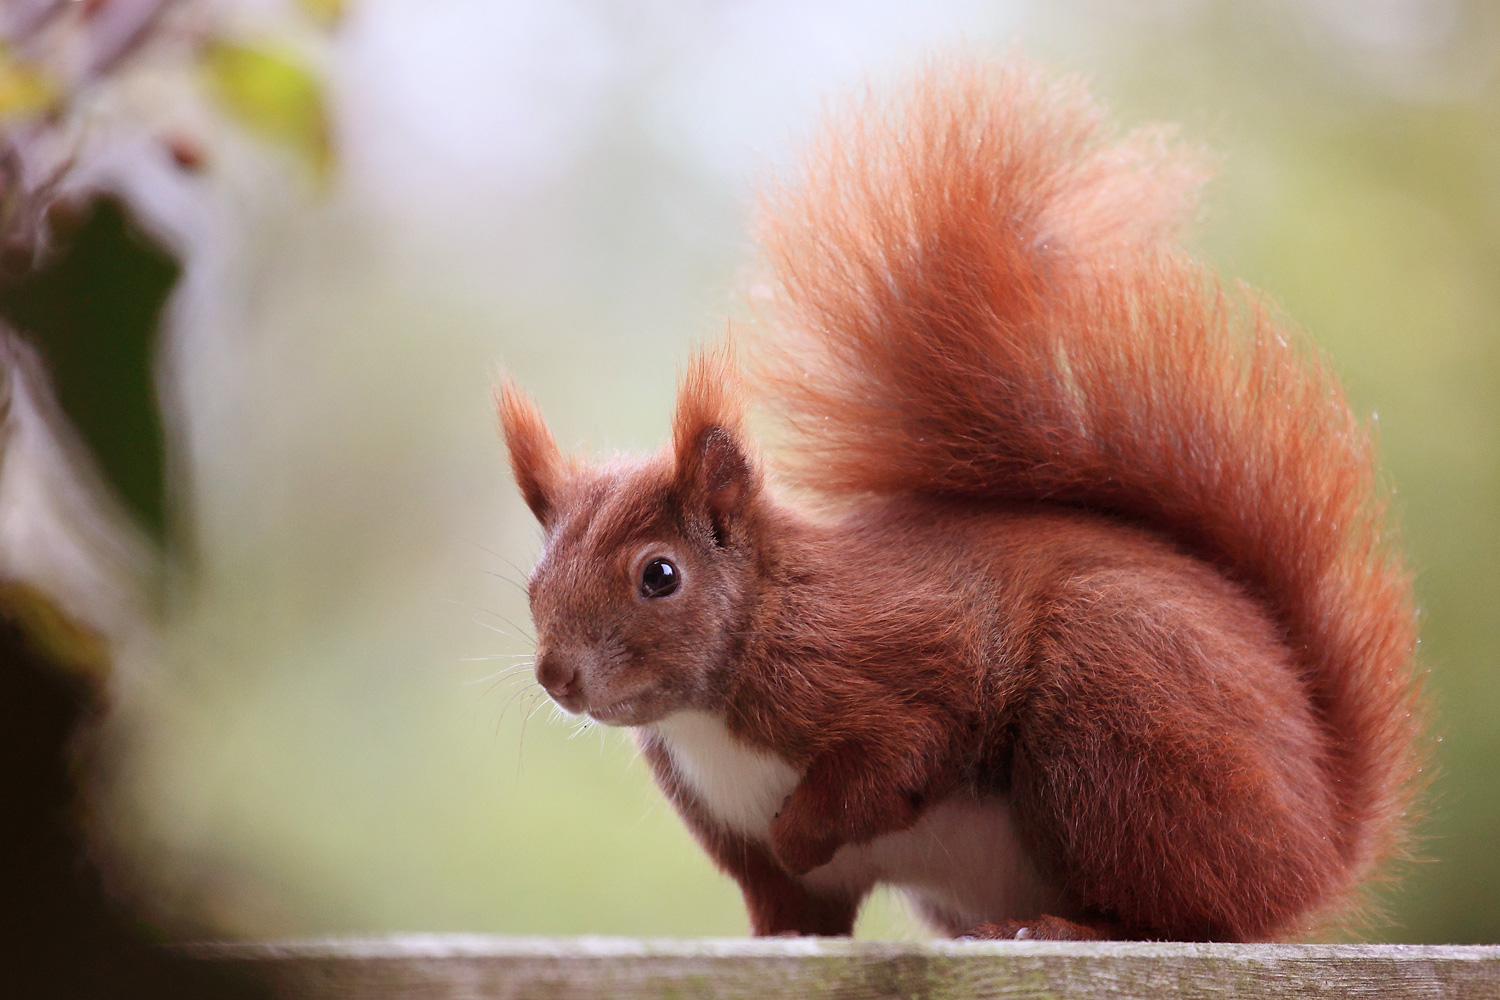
[535,651,580,701]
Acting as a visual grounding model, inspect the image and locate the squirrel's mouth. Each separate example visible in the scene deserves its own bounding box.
[586,699,636,724]
[586,693,667,727]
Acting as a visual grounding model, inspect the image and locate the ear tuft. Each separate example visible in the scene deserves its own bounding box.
[673,345,757,545]
[496,378,564,528]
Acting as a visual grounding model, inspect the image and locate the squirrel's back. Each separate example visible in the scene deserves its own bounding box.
[750,59,1424,925]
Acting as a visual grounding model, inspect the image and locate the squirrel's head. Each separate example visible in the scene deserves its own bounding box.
[497,347,764,727]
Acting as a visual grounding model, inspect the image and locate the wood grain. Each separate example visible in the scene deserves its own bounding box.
[180,936,1500,999]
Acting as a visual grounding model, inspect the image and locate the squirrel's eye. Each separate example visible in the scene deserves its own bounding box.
[640,558,679,598]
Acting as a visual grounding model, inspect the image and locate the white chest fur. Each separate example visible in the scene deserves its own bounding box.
[651,711,801,840]
[648,711,1065,931]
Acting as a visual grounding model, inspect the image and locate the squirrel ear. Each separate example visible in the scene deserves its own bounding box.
[672,346,757,545]
[497,378,565,529]
[683,425,754,545]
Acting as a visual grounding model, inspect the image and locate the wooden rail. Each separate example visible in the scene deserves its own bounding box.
[182,936,1500,999]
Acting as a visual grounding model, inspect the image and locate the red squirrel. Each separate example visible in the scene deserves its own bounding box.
[497,60,1424,941]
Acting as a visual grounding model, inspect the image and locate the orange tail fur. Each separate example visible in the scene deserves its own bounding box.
[751,59,1423,911]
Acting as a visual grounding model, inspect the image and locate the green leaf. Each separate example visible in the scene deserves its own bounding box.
[201,40,333,177]
[0,198,179,544]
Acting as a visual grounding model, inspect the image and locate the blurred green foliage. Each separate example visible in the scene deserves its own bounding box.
[0,200,178,542]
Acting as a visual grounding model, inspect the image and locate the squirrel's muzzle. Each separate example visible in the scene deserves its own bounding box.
[534,650,581,706]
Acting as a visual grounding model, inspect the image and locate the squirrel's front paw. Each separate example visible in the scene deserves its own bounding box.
[769,810,841,875]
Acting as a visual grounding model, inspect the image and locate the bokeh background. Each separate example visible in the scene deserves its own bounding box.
[5,0,1497,945]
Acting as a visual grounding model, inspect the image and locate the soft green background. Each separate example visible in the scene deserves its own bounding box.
[22,0,1497,944]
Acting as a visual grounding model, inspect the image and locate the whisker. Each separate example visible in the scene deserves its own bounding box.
[483,678,518,703]
[512,689,542,764]
[629,790,668,833]
[464,539,541,602]
[488,673,533,698]
[467,661,535,676]
[524,695,552,727]
[471,618,535,644]
[464,537,536,583]
[445,597,537,643]
[464,664,534,687]
[494,678,539,725]
[517,691,553,776]
[470,605,537,643]
[479,568,530,599]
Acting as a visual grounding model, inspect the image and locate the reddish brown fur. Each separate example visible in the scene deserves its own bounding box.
[499,59,1424,942]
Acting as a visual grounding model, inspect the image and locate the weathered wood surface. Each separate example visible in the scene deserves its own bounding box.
[182,936,1500,1000]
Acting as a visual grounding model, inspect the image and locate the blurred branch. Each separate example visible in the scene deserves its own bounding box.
[0,328,152,656]
[3,0,173,82]
[0,0,176,281]
[0,0,338,285]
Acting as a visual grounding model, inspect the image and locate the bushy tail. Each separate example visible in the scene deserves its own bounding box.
[750,59,1422,908]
